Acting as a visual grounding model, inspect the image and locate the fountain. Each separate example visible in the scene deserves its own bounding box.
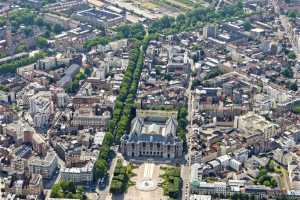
[136,179,157,191]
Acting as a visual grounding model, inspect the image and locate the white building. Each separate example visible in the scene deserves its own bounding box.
[29,91,54,128]
[0,91,9,103]
[33,113,51,129]
[234,112,280,140]
[191,181,227,196]
[191,163,203,183]
[190,194,212,200]
[57,92,69,108]
[71,107,110,128]
[229,159,242,171]
[233,148,249,163]
[28,151,58,179]
[61,161,94,184]
[216,155,231,168]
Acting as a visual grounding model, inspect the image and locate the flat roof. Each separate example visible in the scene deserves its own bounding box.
[77,8,122,22]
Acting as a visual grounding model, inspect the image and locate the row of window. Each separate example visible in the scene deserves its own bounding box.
[131,143,174,150]
[131,151,172,158]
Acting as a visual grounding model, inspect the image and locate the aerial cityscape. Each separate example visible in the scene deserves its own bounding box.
[0,0,300,200]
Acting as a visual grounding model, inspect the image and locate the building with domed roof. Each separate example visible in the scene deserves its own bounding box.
[120,110,183,159]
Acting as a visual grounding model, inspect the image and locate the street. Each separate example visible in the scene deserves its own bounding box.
[181,57,195,200]
[95,149,121,200]
[272,0,300,58]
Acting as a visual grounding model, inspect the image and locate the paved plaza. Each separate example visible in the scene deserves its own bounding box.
[122,162,167,200]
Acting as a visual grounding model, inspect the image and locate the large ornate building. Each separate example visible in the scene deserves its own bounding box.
[120,111,183,159]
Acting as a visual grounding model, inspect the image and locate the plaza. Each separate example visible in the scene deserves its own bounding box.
[123,162,167,200]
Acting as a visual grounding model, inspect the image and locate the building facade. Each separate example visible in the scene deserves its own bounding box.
[28,151,58,179]
[234,112,280,140]
[61,161,94,184]
[120,113,183,159]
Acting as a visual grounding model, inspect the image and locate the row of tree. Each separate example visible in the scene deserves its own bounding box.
[177,106,188,151]
[83,23,145,52]
[110,159,135,194]
[92,2,244,189]
[0,51,47,74]
[83,36,111,51]
[116,23,146,41]
[65,68,91,94]
[161,167,182,199]
[50,181,86,200]
[148,1,244,34]
[9,8,64,36]
[93,36,155,182]
[91,1,246,192]
[93,41,142,181]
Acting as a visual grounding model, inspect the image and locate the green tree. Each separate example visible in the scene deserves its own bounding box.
[16,43,28,53]
[50,181,84,199]
[53,24,64,34]
[288,11,297,18]
[42,0,57,5]
[282,67,294,78]
[102,132,114,146]
[37,36,48,48]
[35,17,45,27]
[116,23,145,40]
[288,51,296,59]
[0,51,47,74]
[0,84,8,92]
[288,81,298,91]
[84,68,92,76]
[94,159,108,180]
[0,16,5,27]
[23,27,33,37]
[243,21,252,31]
[75,72,85,80]
[84,36,110,50]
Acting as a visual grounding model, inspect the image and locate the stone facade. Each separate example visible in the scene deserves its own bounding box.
[120,115,183,159]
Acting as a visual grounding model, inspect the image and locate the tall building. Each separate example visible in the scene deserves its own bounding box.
[57,92,69,108]
[203,24,217,39]
[121,112,183,159]
[29,91,54,128]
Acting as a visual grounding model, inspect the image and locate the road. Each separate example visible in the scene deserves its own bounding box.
[272,0,300,59]
[181,57,196,200]
[215,0,223,11]
[96,149,121,200]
